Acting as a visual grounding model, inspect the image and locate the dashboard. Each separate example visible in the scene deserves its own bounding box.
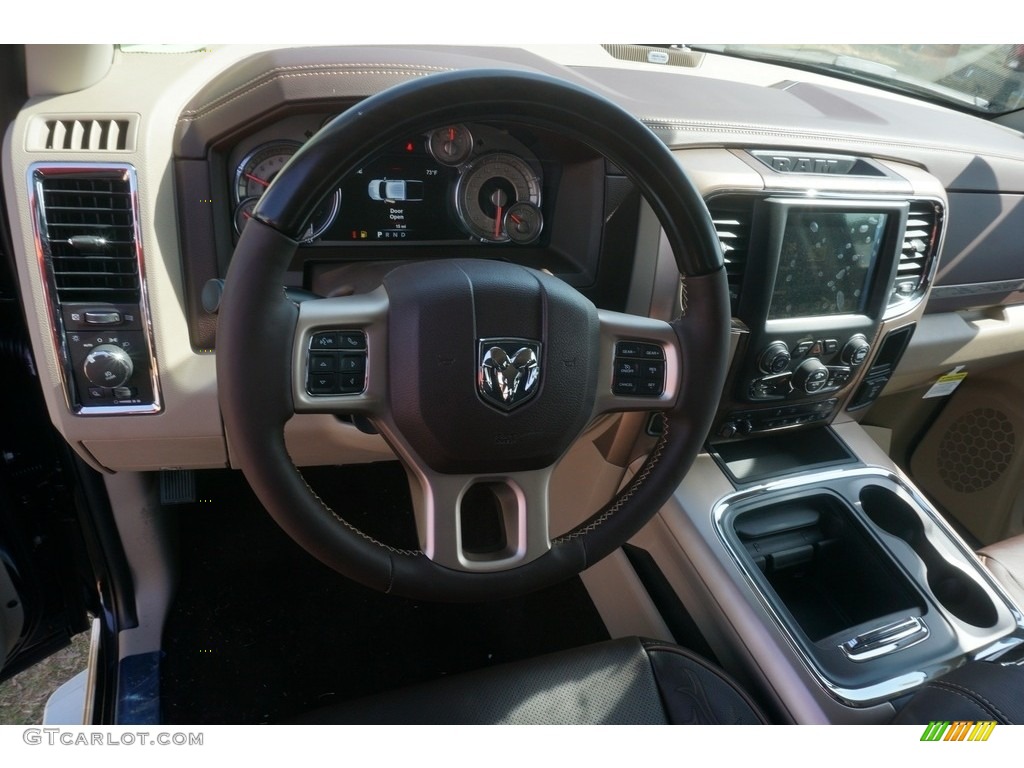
[6,43,1024,727]
[2,43,1023,474]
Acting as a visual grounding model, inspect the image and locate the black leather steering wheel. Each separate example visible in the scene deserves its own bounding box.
[216,69,730,602]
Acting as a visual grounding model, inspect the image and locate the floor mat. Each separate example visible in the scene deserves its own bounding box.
[160,464,610,723]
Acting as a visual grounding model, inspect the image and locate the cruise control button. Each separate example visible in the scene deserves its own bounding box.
[638,378,663,395]
[615,359,641,378]
[641,361,665,380]
[612,377,639,395]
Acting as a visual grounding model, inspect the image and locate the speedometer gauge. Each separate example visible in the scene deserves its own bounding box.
[454,153,541,243]
[233,140,340,242]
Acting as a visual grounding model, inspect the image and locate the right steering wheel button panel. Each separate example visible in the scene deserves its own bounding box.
[613,341,665,396]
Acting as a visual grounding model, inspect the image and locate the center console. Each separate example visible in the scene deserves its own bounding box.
[711,431,1021,705]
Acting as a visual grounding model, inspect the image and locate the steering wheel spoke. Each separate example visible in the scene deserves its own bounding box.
[592,309,683,417]
[401,464,555,573]
[292,287,389,416]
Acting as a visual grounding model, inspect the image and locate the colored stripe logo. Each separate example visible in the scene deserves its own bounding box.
[921,721,997,741]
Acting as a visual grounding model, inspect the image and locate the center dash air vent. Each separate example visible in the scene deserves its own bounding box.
[890,200,943,307]
[29,116,137,152]
[35,171,140,304]
[707,197,755,315]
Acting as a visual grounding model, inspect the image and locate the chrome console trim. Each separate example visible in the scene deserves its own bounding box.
[712,466,1024,706]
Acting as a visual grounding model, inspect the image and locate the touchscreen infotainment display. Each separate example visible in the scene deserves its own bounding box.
[768,210,887,319]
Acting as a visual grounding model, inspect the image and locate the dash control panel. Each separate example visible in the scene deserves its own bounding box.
[306,330,367,395]
[747,334,870,402]
[61,302,157,409]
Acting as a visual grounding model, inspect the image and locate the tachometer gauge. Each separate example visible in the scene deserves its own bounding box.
[503,201,543,244]
[454,152,541,243]
[233,196,259,235]
[233,140,341,242]
[427,125,473,165]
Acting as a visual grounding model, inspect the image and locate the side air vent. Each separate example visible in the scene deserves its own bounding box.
[29,163,160,415]
[890,200,943,307]
[707,197,755,315]
[29,116,136,152]
[37,173,140,304]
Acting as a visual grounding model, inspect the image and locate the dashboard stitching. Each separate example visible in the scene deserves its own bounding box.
[179,65,453,122]
[552,421,669,545]
[641,119,1024,163]
[293,465,422,557]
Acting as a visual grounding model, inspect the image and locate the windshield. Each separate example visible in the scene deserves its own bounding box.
[692,44,1024,115]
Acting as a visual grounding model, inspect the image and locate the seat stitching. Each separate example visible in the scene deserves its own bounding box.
[927,679,1012,723]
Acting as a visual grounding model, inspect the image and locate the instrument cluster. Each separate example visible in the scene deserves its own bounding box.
[230,121,547,246]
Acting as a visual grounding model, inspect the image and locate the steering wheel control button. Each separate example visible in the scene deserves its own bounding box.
[613,341,665,396]
[339,355,365,373]
[311,332,340,350]
[340,332,367,350]
[309,353,338,372]
[306,330,367,395]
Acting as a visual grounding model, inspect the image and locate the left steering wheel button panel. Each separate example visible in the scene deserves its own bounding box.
[307,331,366,396]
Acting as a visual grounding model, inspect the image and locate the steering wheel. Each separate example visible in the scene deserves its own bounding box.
[216,69,729,602]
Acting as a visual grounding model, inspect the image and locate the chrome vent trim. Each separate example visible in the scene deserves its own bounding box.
[29,116,137,152]
[890,200,943,308]
[28,163,161,416]
[707,197,755,315]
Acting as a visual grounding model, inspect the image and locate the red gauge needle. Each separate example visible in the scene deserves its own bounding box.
[490,188,509,239]
[245,172,270,187]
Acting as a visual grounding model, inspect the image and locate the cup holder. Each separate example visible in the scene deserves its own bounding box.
[860,486,998,628]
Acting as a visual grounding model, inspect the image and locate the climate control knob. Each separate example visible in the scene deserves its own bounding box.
[792,358,829,394]
[83,344,134,388]
[841,334,871,366]
[758,341,791,375]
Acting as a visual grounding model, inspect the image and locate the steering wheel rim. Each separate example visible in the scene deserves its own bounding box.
[216,69,730,601]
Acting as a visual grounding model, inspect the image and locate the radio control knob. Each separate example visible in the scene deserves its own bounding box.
[792,358,829,394]
[841,334,871,366]
[758,341,791,374]
[83,344,134,388]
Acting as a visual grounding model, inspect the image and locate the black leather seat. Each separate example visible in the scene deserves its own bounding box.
[289,636,768,724]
